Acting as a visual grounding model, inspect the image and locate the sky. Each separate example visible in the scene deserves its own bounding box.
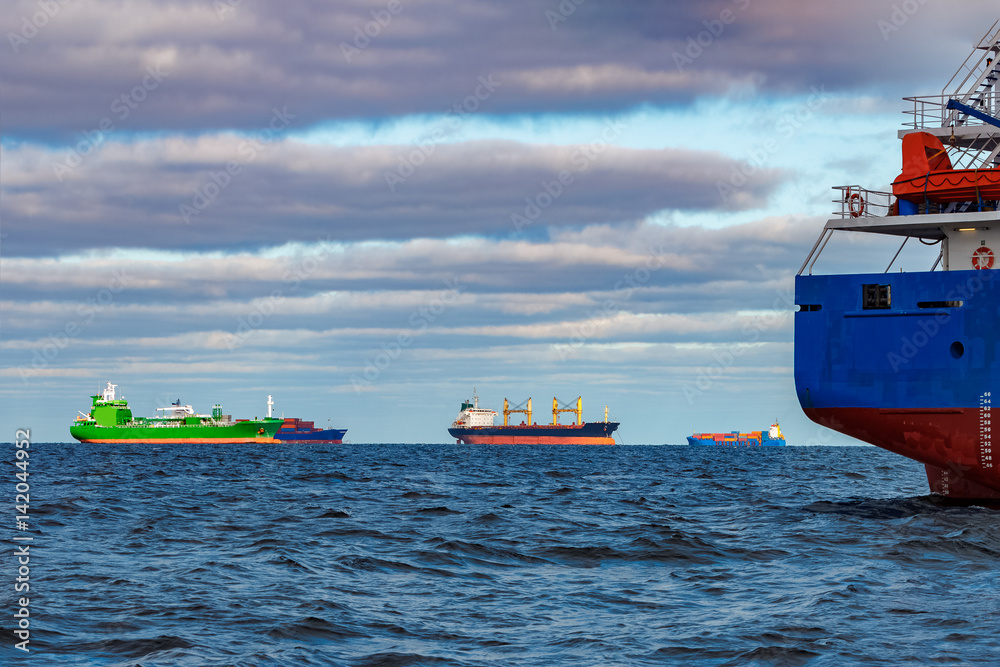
[2,0,997,444]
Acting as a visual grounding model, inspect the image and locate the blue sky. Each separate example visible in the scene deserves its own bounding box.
[2,0,995,443]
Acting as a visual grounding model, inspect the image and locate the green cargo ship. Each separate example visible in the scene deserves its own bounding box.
[70,382,283,443]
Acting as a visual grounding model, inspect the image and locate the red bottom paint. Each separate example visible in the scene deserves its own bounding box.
[804,407,1000,499]
[454,435,616,445]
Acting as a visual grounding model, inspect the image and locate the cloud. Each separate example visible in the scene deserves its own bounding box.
[1,217,814,297]
[503,64,749,96]
[5,0,996,143]
[1,218,816,376]
[2,137,785,255]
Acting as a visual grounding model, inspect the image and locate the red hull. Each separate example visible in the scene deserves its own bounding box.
[804,407,1000,499]
[455,435,615,445]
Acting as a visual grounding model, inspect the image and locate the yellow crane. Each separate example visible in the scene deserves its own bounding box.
[503,397,532,426]
[552,396,583,425]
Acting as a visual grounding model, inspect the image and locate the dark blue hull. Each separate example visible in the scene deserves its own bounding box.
[274,428,347,444]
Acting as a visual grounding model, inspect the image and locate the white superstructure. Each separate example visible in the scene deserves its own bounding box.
[102,382,118,401]
[451,392,497,428]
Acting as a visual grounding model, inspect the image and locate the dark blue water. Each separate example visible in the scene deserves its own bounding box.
[5,443,1000,666]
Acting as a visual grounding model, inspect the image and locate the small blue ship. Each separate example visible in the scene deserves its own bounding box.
[687,422,785,446]
[273,417,347,444]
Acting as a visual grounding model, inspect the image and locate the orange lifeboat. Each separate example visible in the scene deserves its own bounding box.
[892,131,1000,205]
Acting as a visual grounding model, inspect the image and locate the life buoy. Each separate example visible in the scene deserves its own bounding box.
[848,192,865,218]
[972,246,995,270]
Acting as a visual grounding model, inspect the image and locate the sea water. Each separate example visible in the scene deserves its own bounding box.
[6,442,1000,666]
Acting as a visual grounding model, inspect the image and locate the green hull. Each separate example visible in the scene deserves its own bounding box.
[73,384,285,444]
[70,418,283,443]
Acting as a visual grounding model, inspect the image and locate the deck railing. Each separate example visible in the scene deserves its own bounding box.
[832,186,893,219]
[902,94,1000,131]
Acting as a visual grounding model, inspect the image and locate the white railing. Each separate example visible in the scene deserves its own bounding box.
[832,186,893,219]
[902,94,1000,131]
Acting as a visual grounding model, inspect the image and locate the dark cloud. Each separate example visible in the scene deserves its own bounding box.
[2,139,784,256]
[3,0,995,142]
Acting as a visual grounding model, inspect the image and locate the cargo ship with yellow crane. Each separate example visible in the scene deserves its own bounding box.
[447,392,619,445]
